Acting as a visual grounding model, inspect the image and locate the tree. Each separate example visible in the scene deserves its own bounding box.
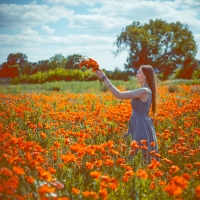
[115,19,198,80]
[33,60,50,73]
[49,54,67,69]
[174,56,198,79]
[192,61,200,79]
[7,53,28,74]
[65,54,83,70]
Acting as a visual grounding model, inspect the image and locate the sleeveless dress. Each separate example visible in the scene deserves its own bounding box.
[127,86,159,163]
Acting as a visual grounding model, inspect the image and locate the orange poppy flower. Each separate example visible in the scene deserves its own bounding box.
[101,174,110,182]
[4,175,19,194]
[131,140,139,149]
[72,187,80,194]
[104,159,114,167]
[195,185,200,197]
[94,160,102,167]
[40,132,46,139]
[154,170,163,177]
[26,176,35,184]
[136,169,148,180]
[140,140,147,145]
[171,176,188,189]
[13,166,25,175]
[194,162,200,167]
[83,191,91,197]
[86,162,94,170]
[90,171,101,180]
[116,157,125,165]
[99,189,108,199]
[182,173,191,180]
[163,183,182,196]
[0,167,13,176]
[38,184,55,194]
[150,142,156,147]
[169,165,180,175]
[148,158,159,170]
[109,182,118,190]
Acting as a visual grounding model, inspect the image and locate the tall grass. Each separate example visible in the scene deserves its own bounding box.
[0,79,138,94]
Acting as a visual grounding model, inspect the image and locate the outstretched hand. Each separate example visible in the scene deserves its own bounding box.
[95,69,105,80]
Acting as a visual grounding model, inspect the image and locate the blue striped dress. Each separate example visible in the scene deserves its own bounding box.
[127,86,159,163]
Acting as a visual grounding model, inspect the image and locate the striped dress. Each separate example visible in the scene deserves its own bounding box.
[127,86,159,163]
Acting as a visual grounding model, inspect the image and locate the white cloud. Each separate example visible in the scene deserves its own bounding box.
[0,33,126,70]
[0,4,73,29]
[67,0,200,34]
[21,28,38,35]
[41,25,55,34]
[0,33,114,46]
[30,0,37,5]
[43,0,105,6]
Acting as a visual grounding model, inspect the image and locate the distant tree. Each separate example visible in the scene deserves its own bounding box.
[0,62,19,78]
[22,62,34,75]
[33,60,50,73]
[174,56,198,79]
[115,19,198,80]
[192,60,200,79]
[49,54,67,69]
[65,54,83,70]
[7,53,28,66]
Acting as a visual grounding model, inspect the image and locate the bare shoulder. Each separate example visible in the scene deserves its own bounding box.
[136,88,149,94]
[117,87,149,99]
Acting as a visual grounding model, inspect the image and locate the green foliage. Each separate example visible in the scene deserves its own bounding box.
[190,85,200,94]
[167,85,180,93]
[161,79,200,86]
[65,54,83,70]
[0,79,140,94]
[10,68,98,84]
[173,57,198,79]
[107,67,132,81]
[115,19,198,80]
[48,53,67,70]
[192,64,200,79]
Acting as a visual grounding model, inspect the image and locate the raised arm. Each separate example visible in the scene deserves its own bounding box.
[95,70,148,100]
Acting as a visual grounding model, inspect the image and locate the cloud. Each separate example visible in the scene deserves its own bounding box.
[1,1,199,33]
[42,25,55,34]
[30,0,37,5]
[43,0,105,6]
[21,28,38,35]
[0,4,73,30]
[0,32,125,70]
[0,33,115,48]
[67,0,200,34]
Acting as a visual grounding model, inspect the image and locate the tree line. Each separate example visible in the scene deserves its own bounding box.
[0,53,131,84]
[0,19,200,83]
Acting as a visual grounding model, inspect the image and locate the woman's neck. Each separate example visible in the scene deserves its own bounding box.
[141,82,148,88]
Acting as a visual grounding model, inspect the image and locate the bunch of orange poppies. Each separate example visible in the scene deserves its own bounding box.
[78,58,99,72]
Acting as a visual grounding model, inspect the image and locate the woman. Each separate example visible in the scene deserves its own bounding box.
[95,65,159,164]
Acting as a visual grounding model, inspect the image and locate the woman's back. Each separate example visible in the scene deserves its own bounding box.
[131,86,152,117]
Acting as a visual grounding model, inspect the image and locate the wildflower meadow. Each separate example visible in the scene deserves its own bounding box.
[0,82,200,200]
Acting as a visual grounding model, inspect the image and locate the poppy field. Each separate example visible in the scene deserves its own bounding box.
[0,83,200,200]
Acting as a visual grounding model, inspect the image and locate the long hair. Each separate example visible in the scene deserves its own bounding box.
[140,65,157,114]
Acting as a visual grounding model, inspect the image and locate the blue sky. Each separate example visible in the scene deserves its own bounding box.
[0,0,200,71]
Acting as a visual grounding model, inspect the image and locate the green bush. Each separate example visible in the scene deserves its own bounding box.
[167,84,180,93]
[10,68,99,84]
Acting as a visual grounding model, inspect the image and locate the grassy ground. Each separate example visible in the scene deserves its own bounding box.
[0,79,138,94]
[0,78,199,94]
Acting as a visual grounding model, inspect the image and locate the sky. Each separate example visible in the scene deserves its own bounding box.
[0,0,200,71]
